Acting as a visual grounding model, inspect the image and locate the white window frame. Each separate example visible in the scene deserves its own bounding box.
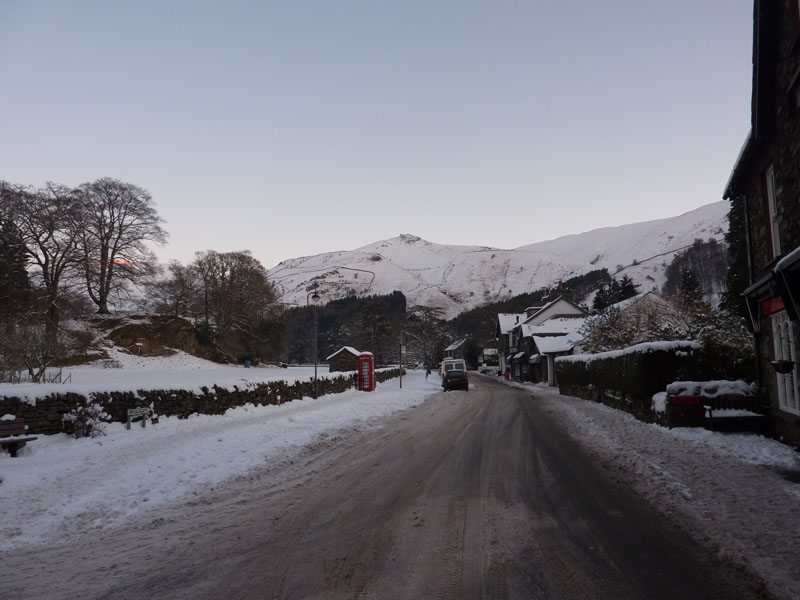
[771,311,799,415]
[766,165,781,258]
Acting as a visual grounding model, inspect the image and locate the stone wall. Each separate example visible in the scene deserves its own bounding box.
[0,369,403,435]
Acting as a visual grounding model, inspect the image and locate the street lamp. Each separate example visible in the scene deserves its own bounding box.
[307,285,322,399]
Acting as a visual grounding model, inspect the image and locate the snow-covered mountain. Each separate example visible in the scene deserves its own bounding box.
[267,202,729,319]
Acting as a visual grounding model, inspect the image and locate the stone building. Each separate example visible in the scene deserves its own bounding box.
[326,347,362,373]
[724,0,800,444]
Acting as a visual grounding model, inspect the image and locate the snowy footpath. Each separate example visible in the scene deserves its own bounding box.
[1,363,799,599]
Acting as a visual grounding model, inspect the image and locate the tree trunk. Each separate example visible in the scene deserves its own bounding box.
[46,296,60,341]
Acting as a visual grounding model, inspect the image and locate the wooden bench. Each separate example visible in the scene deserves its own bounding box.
[667,393,771,434]
[0,419,38,457]
[703,394,771,435]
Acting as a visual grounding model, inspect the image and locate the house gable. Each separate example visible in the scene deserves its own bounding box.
[522,296,588,326]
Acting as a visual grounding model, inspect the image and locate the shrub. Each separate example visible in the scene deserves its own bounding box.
[62,402,111,438]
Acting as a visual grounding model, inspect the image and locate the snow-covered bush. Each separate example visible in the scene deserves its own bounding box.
[62,402,111,438]
[694,311,755,382]
[580,297,688,353]
[581,293,754,382]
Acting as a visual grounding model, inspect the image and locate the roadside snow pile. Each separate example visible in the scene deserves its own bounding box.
[0,370,441,552]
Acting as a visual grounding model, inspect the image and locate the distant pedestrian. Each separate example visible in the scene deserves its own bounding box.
[425,367,431,379]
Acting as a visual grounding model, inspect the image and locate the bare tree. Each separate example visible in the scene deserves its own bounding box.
[77,178,167,314]
[406,305,446,368]
[149,260,199,317]
[0,181,84,337]
[189,250,278,360]
[0,320,74,382]
[191,250,276,333]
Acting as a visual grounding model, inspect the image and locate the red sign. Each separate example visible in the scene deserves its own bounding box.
[761,297,785,316]
[672,396,700,404]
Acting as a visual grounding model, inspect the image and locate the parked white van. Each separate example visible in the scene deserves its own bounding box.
[440,357,467,377]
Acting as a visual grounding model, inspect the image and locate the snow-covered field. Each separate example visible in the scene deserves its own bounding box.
[1,356,798,599]
[0,348,340,402]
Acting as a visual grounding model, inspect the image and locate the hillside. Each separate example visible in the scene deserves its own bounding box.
[267,202,728,319]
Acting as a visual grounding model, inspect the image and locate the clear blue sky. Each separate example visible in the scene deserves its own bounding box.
[0,0,753,269]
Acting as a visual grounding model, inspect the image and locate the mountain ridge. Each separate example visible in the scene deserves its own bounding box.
[267,201,729,318]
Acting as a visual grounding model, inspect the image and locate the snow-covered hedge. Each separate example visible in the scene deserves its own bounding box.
[555,341,700,420]
[0,368,405,434]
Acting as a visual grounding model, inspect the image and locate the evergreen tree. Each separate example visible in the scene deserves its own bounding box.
[592,276,638,311]
[617,275,638,301]
[679,268,702,303]
[592,282,612,311]
[0,215,31,320]
[462,338,483,370]
[721,197,749,318]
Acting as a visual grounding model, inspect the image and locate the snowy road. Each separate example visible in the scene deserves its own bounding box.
[3,374,785,599]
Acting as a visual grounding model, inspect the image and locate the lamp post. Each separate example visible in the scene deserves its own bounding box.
[307,285,321,398]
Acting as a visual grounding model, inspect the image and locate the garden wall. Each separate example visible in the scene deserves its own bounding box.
[555,342,700,421]
[0,369,403,435]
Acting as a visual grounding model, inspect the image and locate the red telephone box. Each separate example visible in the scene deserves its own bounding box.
[357,353,375,392]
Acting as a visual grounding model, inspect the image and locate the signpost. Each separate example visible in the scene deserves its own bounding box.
[126,407,150,430]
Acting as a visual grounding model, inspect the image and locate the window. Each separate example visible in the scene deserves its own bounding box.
[766,165,781,258]
[771,311,799,415]
[793,0,800,32]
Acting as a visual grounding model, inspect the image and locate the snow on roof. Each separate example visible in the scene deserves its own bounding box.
[326,346,361,361]
[775,244,800,272]
[444,338,466,352]
[533,331,584,354]
[521,316,586,338]
[607,291,669,313]
[497,313,524,334]
[521,296,587,326]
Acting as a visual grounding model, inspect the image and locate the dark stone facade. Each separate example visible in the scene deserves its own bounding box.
[725,0,800,447]
[0,369,403,435]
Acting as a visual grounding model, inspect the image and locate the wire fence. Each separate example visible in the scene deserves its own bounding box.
[0,367,70,384]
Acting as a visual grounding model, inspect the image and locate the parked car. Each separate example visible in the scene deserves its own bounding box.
[442,369,469,391]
